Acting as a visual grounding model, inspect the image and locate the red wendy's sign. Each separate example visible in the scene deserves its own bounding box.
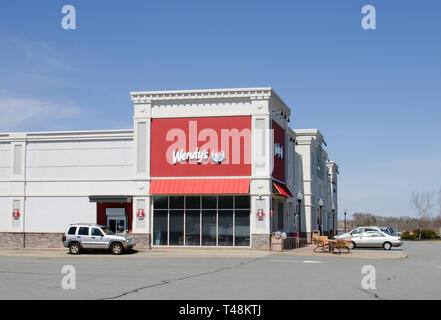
[272,120,285,182]
[150,116,251,177]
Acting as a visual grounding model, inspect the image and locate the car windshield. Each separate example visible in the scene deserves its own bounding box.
[101,227,114,235]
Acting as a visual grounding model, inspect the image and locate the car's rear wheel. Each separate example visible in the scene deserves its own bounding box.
[348,241,356,249]
[69,242,81,255]
[110,242,124,255]
[383,242,392,250]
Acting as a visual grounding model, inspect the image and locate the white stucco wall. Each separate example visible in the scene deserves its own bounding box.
[25,197,96,232]
[294,129,338,237]
[0,197,11,232]
[0,143,10,179]
[0,130,137,233]
[26,139,134,179]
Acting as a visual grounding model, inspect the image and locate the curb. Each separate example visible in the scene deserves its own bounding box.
[0,248,407,260]
[276,250,408,260]
[0,248,271,259]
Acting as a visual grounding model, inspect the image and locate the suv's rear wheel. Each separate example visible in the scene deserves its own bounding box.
[69,242,81,255]
[110,242,124,255]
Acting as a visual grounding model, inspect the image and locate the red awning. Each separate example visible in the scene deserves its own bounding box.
[273,181,294,198]
[149,178,250,195]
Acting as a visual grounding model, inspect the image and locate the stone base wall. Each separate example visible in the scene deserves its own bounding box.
[0,233,25,248]
[0,233,64,248]
[251,234,271,250]
[131,233,151,250]
[0,232,151,250]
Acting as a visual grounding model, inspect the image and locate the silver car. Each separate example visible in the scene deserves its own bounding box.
[334,226,380,239]
[348,231,403,250]
[62,223,136,255]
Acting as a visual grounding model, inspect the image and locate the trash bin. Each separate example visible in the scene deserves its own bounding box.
[311,230,320,244]
[271,231,284,252]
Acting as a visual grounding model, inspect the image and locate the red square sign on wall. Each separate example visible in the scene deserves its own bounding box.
[150,116,252,177]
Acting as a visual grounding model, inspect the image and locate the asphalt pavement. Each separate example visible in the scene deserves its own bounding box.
[0,241,440,300]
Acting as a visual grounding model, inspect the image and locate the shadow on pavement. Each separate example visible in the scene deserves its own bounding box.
[67,249,139,256]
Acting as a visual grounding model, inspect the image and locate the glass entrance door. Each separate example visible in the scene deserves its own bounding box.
[106,208,127,234]
[108,218,126,233]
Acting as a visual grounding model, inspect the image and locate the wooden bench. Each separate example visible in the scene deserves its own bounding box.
[332,239,352,254]
[313,236,329,253]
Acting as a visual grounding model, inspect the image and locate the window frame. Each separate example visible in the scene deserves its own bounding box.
[151,195,250,247]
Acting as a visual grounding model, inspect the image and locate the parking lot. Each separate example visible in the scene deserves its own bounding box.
[0,241,440,300]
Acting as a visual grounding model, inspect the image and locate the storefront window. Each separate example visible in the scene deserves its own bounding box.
[202,211,216,246]
[218,210,233,246]
[202,196,217,209]
[235,210,250,246]
[152,196,250,247]
[218,196,233,209]
[185,211,200,246]
[153,196,168,209]
[170,196,184,209]
[186,196,200,209]
[153,211,167,245]
[169,211,184,245]
[235,196,250,209]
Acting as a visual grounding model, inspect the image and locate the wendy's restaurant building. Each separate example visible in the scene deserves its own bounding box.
[0,87,338,250]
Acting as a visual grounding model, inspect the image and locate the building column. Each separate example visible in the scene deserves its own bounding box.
[131,96,152,250]
[131,196,151,249]
[250,192,271,250]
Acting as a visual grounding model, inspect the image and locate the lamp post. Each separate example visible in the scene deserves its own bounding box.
[327,211,330,237]
[318,198,324,235]
[331,203,335,237]
[297,191,303,238]
[344,209,347,233]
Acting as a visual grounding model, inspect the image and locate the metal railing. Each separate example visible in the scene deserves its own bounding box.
[283,237,308,250]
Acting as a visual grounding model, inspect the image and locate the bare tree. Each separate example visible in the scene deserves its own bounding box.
[411,192,434,219]
[410,191,434,238]
[437,187,441,218]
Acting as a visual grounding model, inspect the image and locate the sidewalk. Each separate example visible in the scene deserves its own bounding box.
[0,247,271,259]
[0,246,407,259]
[278,244,408,259]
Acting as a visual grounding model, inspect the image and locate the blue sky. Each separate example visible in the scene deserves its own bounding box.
[0,0,440,219]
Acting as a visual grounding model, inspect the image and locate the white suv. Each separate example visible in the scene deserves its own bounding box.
[62,223,136,255]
